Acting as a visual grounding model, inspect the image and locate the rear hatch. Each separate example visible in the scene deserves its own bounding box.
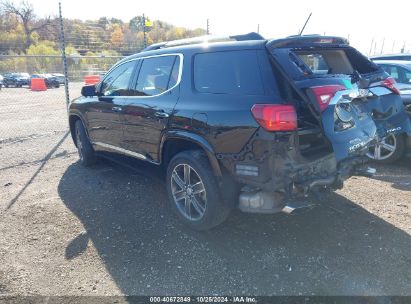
[267,36,411,161]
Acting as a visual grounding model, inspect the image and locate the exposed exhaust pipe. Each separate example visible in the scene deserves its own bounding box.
[282,200,316,214]
[282,205,296,214]
[354,167,376,177]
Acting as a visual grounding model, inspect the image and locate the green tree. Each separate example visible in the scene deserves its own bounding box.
[26,40,59,73]
[0,0,52,51]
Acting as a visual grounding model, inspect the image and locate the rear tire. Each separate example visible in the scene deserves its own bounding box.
[74,120,97,166]
[166,150,231,231]
[367,133,405,164]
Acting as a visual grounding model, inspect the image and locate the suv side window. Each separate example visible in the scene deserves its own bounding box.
[134,55,179,96]
[382,65,400,82]
[397,66,411,84]
[404,69,411,83]
[194,50,264,95]
[101,60,136,96]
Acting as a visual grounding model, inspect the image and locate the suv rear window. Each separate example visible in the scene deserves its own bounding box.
[293,48,378,75]
[194,50,264,95]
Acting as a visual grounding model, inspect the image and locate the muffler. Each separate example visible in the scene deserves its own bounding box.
[239,190,315,214]
[239,190,285,214]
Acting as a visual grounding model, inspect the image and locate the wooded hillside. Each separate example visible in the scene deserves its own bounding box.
[0,0,207,56]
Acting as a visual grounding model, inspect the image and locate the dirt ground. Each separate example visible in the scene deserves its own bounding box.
[0,84,410,296]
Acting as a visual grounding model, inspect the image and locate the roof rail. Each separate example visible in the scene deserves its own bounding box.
[142,32,265,52]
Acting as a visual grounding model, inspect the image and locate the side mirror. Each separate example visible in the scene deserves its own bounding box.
[81,85,97,97]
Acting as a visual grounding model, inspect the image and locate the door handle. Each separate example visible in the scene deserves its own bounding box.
[112,106,123,112]
[154,111,169,118]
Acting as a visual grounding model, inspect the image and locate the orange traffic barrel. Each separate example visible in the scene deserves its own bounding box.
[30,78,47,91]
[84,75,100,85]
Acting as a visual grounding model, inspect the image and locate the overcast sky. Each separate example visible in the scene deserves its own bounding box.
[26,0,411,55]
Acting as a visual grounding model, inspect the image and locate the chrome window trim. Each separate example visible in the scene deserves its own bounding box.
[126,53,183,99]
[100,59,138,94]
[100,53,183,99]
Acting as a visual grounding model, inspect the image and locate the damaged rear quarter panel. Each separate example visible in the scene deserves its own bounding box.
[218,128,339,192]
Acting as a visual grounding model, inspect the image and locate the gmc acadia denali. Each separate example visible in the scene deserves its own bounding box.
[68,34,411,230]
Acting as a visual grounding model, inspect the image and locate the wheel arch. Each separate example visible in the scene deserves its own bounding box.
[160,131,222,176]
[68,113,88,147]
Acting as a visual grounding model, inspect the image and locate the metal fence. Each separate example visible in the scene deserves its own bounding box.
[0,2,128,175]
[0,0,128,146]
[0,54,122,81]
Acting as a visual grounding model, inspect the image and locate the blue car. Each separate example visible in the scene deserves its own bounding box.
[369,60,411,162]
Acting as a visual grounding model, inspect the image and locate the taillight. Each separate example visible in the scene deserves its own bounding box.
[251,104,297,131]
[382,77,400,95]
[311,85,346,112]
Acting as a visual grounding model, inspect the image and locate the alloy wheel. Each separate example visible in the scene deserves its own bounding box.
[367,134,397,160]
[171,163,207,221]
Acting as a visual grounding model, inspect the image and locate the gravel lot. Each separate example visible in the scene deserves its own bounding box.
[0,84,410,296]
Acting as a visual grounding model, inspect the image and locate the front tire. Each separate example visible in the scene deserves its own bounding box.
[74,120,96,166]
[166,150,231,230]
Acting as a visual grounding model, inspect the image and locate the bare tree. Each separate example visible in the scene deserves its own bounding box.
[0,0,52,51]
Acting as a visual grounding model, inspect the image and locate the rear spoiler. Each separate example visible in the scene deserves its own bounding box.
[267,35,349,49]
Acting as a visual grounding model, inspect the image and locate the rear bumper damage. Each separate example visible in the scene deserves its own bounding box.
[236,155,375,214]
[237,158,376,214]
[218,130,376,214]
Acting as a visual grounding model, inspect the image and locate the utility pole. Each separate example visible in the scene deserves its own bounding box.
[380,38,385,54]
[206,19,209,35]
[391,40,396,53]
[143,14,147,48]
[257,24,260,34]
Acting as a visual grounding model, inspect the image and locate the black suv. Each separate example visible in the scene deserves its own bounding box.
[3,72,30,87]
[68,34,411,230]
